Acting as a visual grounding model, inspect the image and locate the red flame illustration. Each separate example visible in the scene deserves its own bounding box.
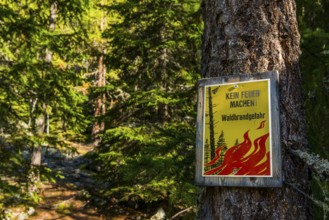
[257,120,266,129]
[204,122,271,176]
[204,146,225,166]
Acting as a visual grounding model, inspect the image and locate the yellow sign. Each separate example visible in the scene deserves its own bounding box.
[203,79,272,177]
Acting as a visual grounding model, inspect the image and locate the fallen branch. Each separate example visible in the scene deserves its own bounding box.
[170,206,194,220]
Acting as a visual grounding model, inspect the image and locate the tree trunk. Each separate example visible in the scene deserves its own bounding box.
[92,54,106,144]
[28,113,46,194]
[199,0,310,219]
[92,1,107,144]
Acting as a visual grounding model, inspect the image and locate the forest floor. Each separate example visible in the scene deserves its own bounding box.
[26,142,145,220]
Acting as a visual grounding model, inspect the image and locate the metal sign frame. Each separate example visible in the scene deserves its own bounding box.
[195,71,282,187]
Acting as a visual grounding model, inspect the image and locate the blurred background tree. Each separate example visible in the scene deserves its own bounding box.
[297,0,329,218]
[89,0,202,216]
[0,0,90,208]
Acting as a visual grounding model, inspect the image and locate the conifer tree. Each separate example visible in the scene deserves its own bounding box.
[216,130,226,147]
[94,0,202,212]
[296,0,329,217]
[88,0,108,144]
[216,130,226,166]
[0,0,90,205]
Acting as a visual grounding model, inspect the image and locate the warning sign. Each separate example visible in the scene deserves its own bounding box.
[203,79,272,177]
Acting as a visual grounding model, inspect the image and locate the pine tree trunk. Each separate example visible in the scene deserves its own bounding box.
[92,54,106,143]
[92,1,107,144]
[28,114,45,194]
[199,0,310,219]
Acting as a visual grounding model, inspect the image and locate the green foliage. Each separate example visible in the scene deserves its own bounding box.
[0,0,91,210]
[1,0,202,216]
[0,145,44,208]
[103,0,201,90]
[92,0,202,213]
[297,0,329,218]
[297,0,329,158]
[0,146,26,209]
[95,121,197,210]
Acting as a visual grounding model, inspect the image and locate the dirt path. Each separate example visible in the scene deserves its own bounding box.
[27,143,113,220]
[28,184,102,220]
[1,142,147,220]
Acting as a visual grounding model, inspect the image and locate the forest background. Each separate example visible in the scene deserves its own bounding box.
[0,0,328,219]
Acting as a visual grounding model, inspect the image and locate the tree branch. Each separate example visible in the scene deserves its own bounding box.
[170,206,194,219]
[290,149,329,180]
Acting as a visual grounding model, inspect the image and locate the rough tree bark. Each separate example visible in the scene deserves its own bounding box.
[199,0,310,219]
[91,0,107,145]
[91,54,106,144]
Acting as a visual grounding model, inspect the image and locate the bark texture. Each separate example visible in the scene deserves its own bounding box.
[92,1,107,144]
[92,54,106,143]
[199,0,310,219]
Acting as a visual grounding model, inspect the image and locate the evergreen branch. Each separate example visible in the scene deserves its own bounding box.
[301,45,328,66]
